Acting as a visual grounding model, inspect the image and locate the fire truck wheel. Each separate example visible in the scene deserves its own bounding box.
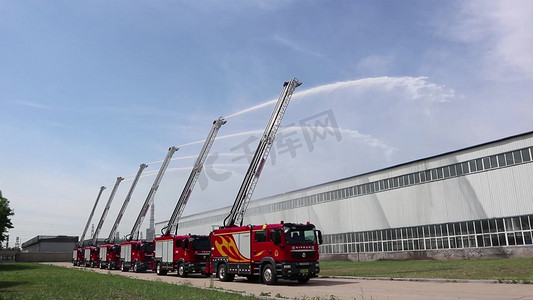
[133,261,139,273]
[156,263,167,276]
[107,262,112,270]
[296,275,310,284]
[217,264,234,282]
[178,263,188,277]
[262,264,277,285]
[121,263,129,272]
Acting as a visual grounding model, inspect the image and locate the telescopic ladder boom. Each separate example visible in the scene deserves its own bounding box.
[163,117,226,236]
[223,78,301,227]
[128,146,178,241]
[91,177,124,245]
[78,186,106,247]
[106,164,148,243]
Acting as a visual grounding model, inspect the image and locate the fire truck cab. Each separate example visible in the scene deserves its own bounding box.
[154,234,211,276]
[209,222,322,285]
[120,240,154,272]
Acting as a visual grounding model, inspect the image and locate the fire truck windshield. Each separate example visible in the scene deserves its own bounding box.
[191,237,211,250]
[285,228,317,245]
[141,242,154,253]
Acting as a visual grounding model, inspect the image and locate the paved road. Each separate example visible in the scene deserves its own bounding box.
[49,263,533,300]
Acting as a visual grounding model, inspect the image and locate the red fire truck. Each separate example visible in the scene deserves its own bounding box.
[154,234,211,276]
[120,147,178,272]
[83,246,100,267]
[99,164,147,270]
[207,79,322,285]
[98,243,121,269]
[72,247,85,266]
[120,240,155,272]
[73,186,106,266]
[210,222,321,284]
[154,117,226,276]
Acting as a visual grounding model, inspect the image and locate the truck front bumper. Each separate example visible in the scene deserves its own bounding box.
[185,261,207,274]
[278,261,320,279]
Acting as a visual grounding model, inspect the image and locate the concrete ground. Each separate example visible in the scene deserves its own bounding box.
[47,262,533,300]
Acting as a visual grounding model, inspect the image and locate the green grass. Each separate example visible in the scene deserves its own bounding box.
[0,263,257,300]
[320,258,533,281]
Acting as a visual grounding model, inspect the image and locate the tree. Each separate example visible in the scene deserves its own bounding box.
[0,190,14,246]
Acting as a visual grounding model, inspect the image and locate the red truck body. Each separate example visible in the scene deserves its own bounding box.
[99,244,121,269]
[208,221,321,284]
[120,240,154,272]
[83,246,100,267]
[72,247,84,266]
[153,234,210,276]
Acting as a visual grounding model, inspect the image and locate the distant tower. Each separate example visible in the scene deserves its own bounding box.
[146,203,155,241]
[15,237,20,249]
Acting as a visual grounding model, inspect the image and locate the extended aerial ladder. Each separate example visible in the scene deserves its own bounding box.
[223,78,301,228]
[162,117,226,236]
[106,164,148,244]
[77,186,106,247]
[78,185,105,247]
[126,146,178,241]
[90,177,124,245]
[73,185,106,266]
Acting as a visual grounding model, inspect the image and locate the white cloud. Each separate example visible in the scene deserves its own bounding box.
[449,0,533,80]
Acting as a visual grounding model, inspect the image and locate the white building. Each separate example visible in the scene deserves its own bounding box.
[156,131,533,260]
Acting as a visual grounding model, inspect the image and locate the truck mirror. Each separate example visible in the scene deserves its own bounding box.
[317,230,323,245]
[183,239,189,250]
[271,230,281,245]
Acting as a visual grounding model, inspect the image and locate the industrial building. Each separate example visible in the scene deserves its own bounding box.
[22,235,78,253]
[156,131,533,260]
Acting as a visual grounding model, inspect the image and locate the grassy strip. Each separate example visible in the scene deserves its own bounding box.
[320,258,533,281]
[0,263,256,300]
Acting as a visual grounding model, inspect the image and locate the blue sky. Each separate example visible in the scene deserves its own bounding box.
[1,0,532,246]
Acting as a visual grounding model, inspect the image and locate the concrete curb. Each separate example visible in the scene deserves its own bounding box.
[318,275,531,284]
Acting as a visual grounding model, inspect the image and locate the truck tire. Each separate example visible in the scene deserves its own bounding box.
[133,261,139,273]
[178,262,188,278]
[262,264,277,285]
[156,263,167,276]
[121,263,129,272]
[217,264,234,282]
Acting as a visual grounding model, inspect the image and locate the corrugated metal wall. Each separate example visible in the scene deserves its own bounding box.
[156,132,533,240]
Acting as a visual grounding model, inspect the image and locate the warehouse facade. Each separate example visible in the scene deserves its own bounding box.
[156,131,533,260]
